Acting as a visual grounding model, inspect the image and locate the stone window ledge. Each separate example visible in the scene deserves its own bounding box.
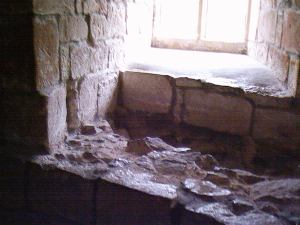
[125,48,293,98]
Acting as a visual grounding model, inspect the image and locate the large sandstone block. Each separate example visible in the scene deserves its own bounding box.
[91,41,109,73]
[97,73,119,117]
[79,73,100,124]
[70,43,91,79]
[34,17,59,94]
[83,0,107,14]
[28,164,94,225]
[267,46,289,82]
[59,15,88,42]
[282,10,300,54]
[121,72,173,114]
[90,14,109,41]
[47,85,67,152]
[257,9,277,43]
[253,108,300,150]
[183,90,252,135]
[33,0,75,15]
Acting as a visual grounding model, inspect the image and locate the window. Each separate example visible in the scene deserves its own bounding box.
[152,0,251,53]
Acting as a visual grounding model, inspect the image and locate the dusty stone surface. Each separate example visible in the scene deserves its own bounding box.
[31,120,300,225]
[267,46,289,82]
[257,8,277,43]
[184,90,252,136]
[282,9,300,54]
[121,72,173,113]
[83,0,108,15]
[34,17,59,94]
[47,85,67,152]
[59,15,88,42]
[33,0,75,15]
[70,43,91,79]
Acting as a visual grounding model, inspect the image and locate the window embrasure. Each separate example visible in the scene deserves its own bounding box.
[152,0,251,54]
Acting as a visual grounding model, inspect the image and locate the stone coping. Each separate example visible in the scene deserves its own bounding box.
[125,48,292,97]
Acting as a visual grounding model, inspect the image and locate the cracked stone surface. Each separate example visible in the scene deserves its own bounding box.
[31,120,300,225]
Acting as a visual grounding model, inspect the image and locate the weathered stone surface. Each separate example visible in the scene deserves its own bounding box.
[70,43,91,79]
[97,73,119,117]
[34,17,59,93]
[47,85,67,152]
[184,90,252,135]
[253,108,300,150]
[257,9,277,43]
[173,88,183,124]
[59,16,88,42]
[108,39,125,70]
[247,42,269,64]
[28,164,94,225]
[67,81,81,130]
[33,0,75,15]
[287,55,300,97]
[79,74,99,124]
[175,78,203,88]
[60,44,70,81]
[121,72,173,113]
[282,10,300,54]
[107,0,126,38]
[90,14,109,41]
[90,41,108,73]
[246,92,292,108]
[83,0,107,14]
[267,46,289,82]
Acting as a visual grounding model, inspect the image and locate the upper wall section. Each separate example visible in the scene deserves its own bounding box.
[248,0,300,98]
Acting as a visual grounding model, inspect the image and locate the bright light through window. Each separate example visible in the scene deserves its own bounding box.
[201,0,249,42]
[154,0,250,46]
[155,0,199,39]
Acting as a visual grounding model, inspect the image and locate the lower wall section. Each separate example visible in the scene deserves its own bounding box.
[0,154,174,225]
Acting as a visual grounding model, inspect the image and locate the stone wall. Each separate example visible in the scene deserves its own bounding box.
[120,71,300,157]
[248,0,300,98]
[33,0,126,134]
[1,0,128,153]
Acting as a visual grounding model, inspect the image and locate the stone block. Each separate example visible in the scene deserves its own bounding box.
[67,81,81,130]
[83,0,107,14]
[90,14,109,41]
[267,46,289,82]
[47,85,67,152]
[79,73,100,124]
[173,88,184,124]
[96,179,172,225]
[183,90,252,135]
[253,108,300,150]
[287,55,300,97]
[107,0,126,38]
[257,9,277,43]
[282,9,300,54]
[76,0,83,14]
[0,155,25,210]
[108,39,125,70]
[91,41,109,73]
[70,43,91,79]
[295,0,300,7]
[59,15,88,42]
[60,44,70,81]
[121,72,173,114]
[34,17,59,94]
[97,73,119,117]
[247,42,269,64]
[28,163,94,225]
[175,78,203,88]
[33,0,75,15]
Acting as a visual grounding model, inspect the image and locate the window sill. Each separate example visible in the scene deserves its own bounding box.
[125,47,292,98]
